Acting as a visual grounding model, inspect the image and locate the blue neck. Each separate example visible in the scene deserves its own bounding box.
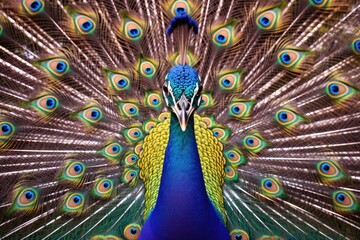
[140,113,230,240]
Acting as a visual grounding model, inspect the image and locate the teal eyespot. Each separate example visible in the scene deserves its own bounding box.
[277,47,311,73]
[62,192,85,215]
[211,20,239,47]
[10,187,39,214]
[261,178,285,198]
[0,121,15,141]
[145,91,162,111]
[198,92,214,110]
[22,0,45,15]
[137,55,158,79]
[228,99,254,120]
[332,190,359,213]
[256,5,283,31]
[38,58,70,77]
[123,223,141,239]
[98,142,123,163]
[243,132,268,154]
[76,106,103,126]
[92,178,114,199]
[123,151,139,166]
[118,101,140,118]
[121,168,139,187]
[70,11,96,35]
[274,107,308,130]
[225,165,239,181]
[224,147,246,166]
[122,126,144,145]
[217,69,242,91]
[59,160,86,185]
[30,94,59,115]
[325,80,358,103]
[120,11,145,41]
[211,126,231,143]
[316,160,346,183]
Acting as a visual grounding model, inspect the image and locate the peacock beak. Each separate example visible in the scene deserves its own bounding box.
[173,94,193,131]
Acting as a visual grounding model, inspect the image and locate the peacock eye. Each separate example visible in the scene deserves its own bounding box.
[163,85,169,95]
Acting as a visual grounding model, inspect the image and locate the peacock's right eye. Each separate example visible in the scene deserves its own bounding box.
[163,85,169,95]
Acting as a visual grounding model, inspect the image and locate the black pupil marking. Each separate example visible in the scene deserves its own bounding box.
[266,181,272,188]
[129,108,135,113]
[338,194,345,201]
[25,192,33,200]
[130,228,137,234]
[235,234,243,240]
[112,146,118,152]
[91,111,98,117]
[130,29,139,35]
[30,1,40,10]
[229,153,234,158]
[224,79,231,85]
[73,196,80,204]
[282,53,291,62]
[262,17,269,24]
[82,21,91,29]
[145,68,151,72]
[103,182,109,188]
[134,131,139,136]
[118,79,126,86]
[322,164,330,172]
[280,112,287,120]
[2,125,10,133]
[248,139,254,144]
[234,106,240,112]
[56,63,65,71]
[218,34,225,41]
[331,85,339,94]
[46,99,54,107]
[74,165,81,172]
[177,7,185,14]
[130,172,135,177]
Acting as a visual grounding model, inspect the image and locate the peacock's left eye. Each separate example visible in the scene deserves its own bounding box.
[22,0,44,15]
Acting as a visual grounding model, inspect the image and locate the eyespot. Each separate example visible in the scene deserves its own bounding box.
[261,178,284,198]
[243,133,268,154]
[93,178,114,199]
[171,51,197,66]
[103,69,131,92]
[325,80,358,102]
[140,60,157,79]
[145,92,162,110]
[39,58,70,77]
[72,13,96,34]
[123,223,141,240]
[225,165,238,181]
[309,0,332,8]
[316,160,345,183]
[78,106,103,125]
[0,121,15,140]
[31,95,59,115]
[142,120,157,133]
[224,147,246,166]
[134,142,143,155]
[277,48,308,70]
[228,100,254,120]
[212,127,231,142]
[62,161,86,183]
[99,142,123,162]
[201,116,216,128]
[198,93,213,110]
[169,1,193,16]
[16,188,38,208]
[230,230,250,240]
[22,0,44,15]
[124,152,139,166]
[118,102,139,118]
[218,69,242,91]
[332,190,358,213]
[211,20,237,47]
[122,169,139,187]
[124,19,144,41]
[275,108,307,130]
[256,7,282,31]
[63,192,85,214]
[158,112,170,122]
[122,127,144,145]
[352,38,360,55]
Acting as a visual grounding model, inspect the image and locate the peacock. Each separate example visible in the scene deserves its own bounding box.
[0,0,360,239]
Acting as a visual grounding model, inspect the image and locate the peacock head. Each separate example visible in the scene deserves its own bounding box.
[162,64,203,131]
